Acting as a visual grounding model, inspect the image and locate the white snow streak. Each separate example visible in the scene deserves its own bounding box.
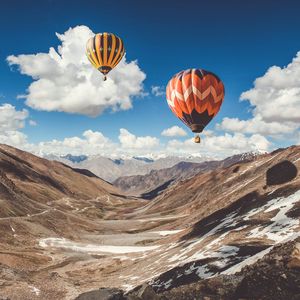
[246,190,300,242]
[29,285,40,296]
[151,230,184,236]
[39,238,159,254]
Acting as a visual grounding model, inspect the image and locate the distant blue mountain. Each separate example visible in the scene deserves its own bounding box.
[62,154,88,163]
[133,156,154,163]
[111,159,124,165]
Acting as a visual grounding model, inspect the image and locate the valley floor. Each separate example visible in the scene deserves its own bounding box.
[0,144,299,299]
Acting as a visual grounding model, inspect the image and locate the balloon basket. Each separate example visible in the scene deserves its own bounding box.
[194,135,201,144]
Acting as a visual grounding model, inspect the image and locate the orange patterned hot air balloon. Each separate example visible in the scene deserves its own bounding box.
[166,69,225,143]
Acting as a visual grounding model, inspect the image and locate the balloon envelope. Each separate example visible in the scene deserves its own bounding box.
[86,32,125,79]
[166,69,225,133]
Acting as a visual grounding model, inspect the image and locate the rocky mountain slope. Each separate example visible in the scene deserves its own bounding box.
[134,237,300,300]
[0,144,146,299]
[0,144,134,217]
[0,144,299,300]
[76,238,300,300]
[114,152,258,199]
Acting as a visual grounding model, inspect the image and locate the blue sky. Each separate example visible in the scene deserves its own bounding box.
[1,0,300,157]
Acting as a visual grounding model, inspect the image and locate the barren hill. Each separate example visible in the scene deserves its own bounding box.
[114,152,258,199]
[0,144,299,300]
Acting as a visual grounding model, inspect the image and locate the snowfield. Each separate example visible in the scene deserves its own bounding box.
[39,238,160,254]
[150,230,184,236]
[149,190,300,291]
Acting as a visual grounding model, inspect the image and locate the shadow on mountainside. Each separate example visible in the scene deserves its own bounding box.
[141,179,175,200]
[181,191,262,241]
[266,160,297,186]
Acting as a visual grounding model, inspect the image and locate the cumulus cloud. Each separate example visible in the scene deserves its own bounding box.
[35,130,116,156]
[33,129,268,159]
[161,125,187,137]
[202,133,270,154]
[0,107,272,158]
[0,131,28,148]
[0,105,117,155]
[151,85,165,97]
[218,116,297,136]
[218,51,300,138]
[167,132,271,158]
[241,52,300,123]
[29,120,37,126]
[0,104,28,132]
[119,128,159,150]
[7,25,146,117]
[15,128,160,156]
[0,102,272,158]
[0,104,29,148]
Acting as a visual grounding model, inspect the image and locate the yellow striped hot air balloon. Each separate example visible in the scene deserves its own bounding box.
[86,32,125,81]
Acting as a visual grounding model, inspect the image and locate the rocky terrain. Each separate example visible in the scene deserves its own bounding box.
[114,152,258,199]
[0,144,299,299]
[76,238,300,299]
[48,154,207,182]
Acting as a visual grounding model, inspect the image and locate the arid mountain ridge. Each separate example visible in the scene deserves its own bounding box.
[0,143,299,300]
[113,152,259,199]
[47,153,213,182]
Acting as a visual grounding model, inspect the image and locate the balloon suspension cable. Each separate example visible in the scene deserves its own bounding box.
[103,75,107,81]
[194,134,201,144]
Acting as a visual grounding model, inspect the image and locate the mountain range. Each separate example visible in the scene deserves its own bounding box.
[46,153,208,182]
[0,143,299,300]
[114,152,259,199]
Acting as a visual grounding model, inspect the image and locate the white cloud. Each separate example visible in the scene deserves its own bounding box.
[0,103,271,158]
[34,129,116,156]
[0,102,273,159]
[202,133,270,154]
[161,126,187,137]
[0,106,117,156]
[32,129,268,159]
[241,53,300,123]
[218,116,297,136]
[167,132,271,158]
[0,108,272,158]
[29,120,37,126]
[119,128,159,150]
[0,131,28,148]
[0,104,28,132]
[151,85,165,97]
[218,51,300,138]
[7,25,146,117]
[0,104,29,148]
[11,128,160,157]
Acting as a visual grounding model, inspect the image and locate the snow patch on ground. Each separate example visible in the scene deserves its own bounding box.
[137,215,188,222]
[39,238,160,254]
[168,212,238,264]
[10,225,17,237]
[122,284,135,292]
[223,232,300,275]
[153,190,300,290]
[222,246,273,275]
[29,285,40,296]
[239,164,254,176]
[246,190,300,242]
[151,230,184,236]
